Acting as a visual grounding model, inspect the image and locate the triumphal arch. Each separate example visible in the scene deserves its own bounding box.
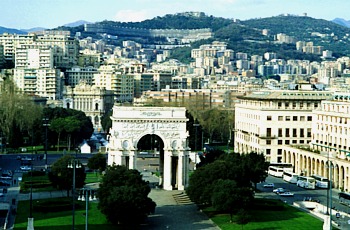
[107,106,190,190]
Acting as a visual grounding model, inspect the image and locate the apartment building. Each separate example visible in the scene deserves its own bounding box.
[0,44,4,67]
[234,89,333,162]
[0,32,79,68]
[282,92,350,191]
[13,68,64,100]
[65,66,99,87]
[93,65,134,102]
[63,82,114,131]
[15,47,53,68]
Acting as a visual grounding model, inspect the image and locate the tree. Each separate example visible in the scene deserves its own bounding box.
[242,152,270,189]
[211,180,253,223]
[48,155,86,196]
[63,116,82,152]
[87,153,107,173]
[98,165,156,226]
[49,118,66,151]
[0,78,42,148]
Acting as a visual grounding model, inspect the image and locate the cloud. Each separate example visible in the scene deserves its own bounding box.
[113,10,153,22]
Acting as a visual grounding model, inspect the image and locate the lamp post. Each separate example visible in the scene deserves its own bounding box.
[68,159,81,230]
[78,188,97,230]
[27,154,34,230]
[43,118,49,170]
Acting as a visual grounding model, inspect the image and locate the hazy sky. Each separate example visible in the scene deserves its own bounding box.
[2,0,350,29]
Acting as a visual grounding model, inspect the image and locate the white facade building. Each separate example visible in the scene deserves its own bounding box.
[234,89,333,162]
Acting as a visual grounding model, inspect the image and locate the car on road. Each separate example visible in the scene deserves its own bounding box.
[279,192,294,197]
[20,166,32,171]
[273,188,286,194]
[263,183,274,188]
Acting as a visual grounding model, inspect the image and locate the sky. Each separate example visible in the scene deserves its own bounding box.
[2,0,350,29]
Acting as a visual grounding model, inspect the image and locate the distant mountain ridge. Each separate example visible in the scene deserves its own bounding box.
[63,20,91,28]
[332,18,350,28]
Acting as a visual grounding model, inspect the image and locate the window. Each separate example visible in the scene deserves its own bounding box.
[292,140,297,144]
[278,102,282,107]
[285,140,290,144]
[266,140,271,145]
[293,129,297,137]
[300,116,305,121]
[266,149,271,155]
[292,102,296,108]
[293,116,298,121]
[285,128,290,137]
[286,116,291,121]
[300,128,304,137]
[267,116,272,121]
[277,149,282,155]
[300,140,305,144]
[278,140,283,145]
[277,157,282,163]
[278,116,283,121]
[266,128,271,137]
[278,128,283,137]
[307,128,311,137]
[285,102,289,108]
[307,116,312,121]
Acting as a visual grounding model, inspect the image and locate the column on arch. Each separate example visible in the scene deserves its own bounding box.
[163,150,173,190]
[128,149,137,169]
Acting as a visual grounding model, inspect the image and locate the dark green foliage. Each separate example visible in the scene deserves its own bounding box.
[33,198,81,212]
[43,107,94,149]
[100,110,112,133]
[48,155,86,193]
[87,153,107,172]
[98,165,156,226]
[186,152,268,208]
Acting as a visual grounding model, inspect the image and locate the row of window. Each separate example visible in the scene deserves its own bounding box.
[267,115,312,121]
[266,139,311,145]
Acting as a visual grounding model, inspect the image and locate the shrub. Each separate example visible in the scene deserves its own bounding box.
[33,198,81,212]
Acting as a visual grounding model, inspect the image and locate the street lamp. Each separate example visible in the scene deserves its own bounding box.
[78,188,97,230]
[68,159,81,230]
[27,156,34,230]
[43,118,50,170]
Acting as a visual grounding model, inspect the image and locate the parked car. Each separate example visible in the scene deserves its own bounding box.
[20,166,32,171]
[273,188,286,194]
[279,192,294,197]
[263,183,274,188]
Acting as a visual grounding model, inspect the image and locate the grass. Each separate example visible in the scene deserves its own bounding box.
[85,172,103,184]
[204,199,325,230]
[15,198,122,230]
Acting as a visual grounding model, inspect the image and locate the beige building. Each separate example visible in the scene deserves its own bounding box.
[13,68,64,100]
[234,89,333,162]
[65,66,99,87]
[63,82,114,131]
[93,65,134,103]
[282,92,350,191]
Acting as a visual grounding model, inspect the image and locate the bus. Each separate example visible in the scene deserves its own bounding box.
[283,171,299,184]
[311,175,329,189]
[268,166,284,177]
[269,162,293,172]
[296,176,316,189]
[339,192,350,206]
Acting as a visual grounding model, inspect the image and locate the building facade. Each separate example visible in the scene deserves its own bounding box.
[234,89,333,162]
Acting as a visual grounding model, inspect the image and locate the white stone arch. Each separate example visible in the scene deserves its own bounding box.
[107,106,190,191]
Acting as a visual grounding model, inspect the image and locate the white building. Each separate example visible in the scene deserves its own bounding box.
[63,82,114,131]
[13,68,64,100]
[234,89,333,162]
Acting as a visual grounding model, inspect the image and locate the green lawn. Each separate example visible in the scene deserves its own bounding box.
[15,199,120,230]
[205,200,325,230]
[85,172,103,184]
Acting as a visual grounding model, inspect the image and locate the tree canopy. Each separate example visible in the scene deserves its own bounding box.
[87,153,107,172]
[98,165,156,226]
[0,78,42,148]
[186,152,268,210]
[48,155,86,195]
